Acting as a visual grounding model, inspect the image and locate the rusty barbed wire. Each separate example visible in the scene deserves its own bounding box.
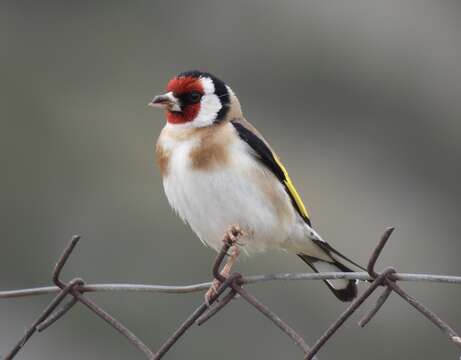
[1,227,461,360]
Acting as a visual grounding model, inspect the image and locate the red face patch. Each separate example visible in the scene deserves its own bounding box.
[165,76,204,124]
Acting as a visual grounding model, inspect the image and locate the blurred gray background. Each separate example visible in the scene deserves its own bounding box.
[1,1,461,359]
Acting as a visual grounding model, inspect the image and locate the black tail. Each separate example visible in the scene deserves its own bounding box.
[298,254,358,302]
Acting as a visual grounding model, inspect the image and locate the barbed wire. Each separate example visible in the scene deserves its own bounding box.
[1,227,461,359]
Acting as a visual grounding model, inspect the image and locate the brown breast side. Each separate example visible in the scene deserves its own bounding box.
[189,122,233,171]
[155,142,170,176]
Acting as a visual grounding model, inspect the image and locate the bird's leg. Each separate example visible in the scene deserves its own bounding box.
[204,228,242,306]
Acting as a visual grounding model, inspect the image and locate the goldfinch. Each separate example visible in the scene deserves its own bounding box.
[149,70,361,301]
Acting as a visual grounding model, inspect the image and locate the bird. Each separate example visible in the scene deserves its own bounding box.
[149,70,362,302]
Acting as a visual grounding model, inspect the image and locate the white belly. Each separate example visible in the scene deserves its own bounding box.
[162,138,297,253]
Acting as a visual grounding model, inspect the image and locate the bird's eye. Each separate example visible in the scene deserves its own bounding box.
[188,91,202,103]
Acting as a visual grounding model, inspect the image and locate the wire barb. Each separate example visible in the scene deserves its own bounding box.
[367,227,394,278]
[358,285,392,328]
[196,289,237,326]
[37,289,80,332]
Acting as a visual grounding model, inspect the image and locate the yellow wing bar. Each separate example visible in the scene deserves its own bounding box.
[273,155,310,220]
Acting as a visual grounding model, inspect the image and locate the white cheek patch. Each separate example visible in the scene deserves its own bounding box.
[190,76,222,127]
[193,94,222,127]
[200,77,215,94]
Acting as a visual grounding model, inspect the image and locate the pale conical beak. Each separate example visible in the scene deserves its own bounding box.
[148,92,181,112]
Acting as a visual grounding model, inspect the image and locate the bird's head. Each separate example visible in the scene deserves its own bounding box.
[149,70,241,128]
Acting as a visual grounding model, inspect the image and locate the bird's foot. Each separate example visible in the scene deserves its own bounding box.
[223,225,244,247]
